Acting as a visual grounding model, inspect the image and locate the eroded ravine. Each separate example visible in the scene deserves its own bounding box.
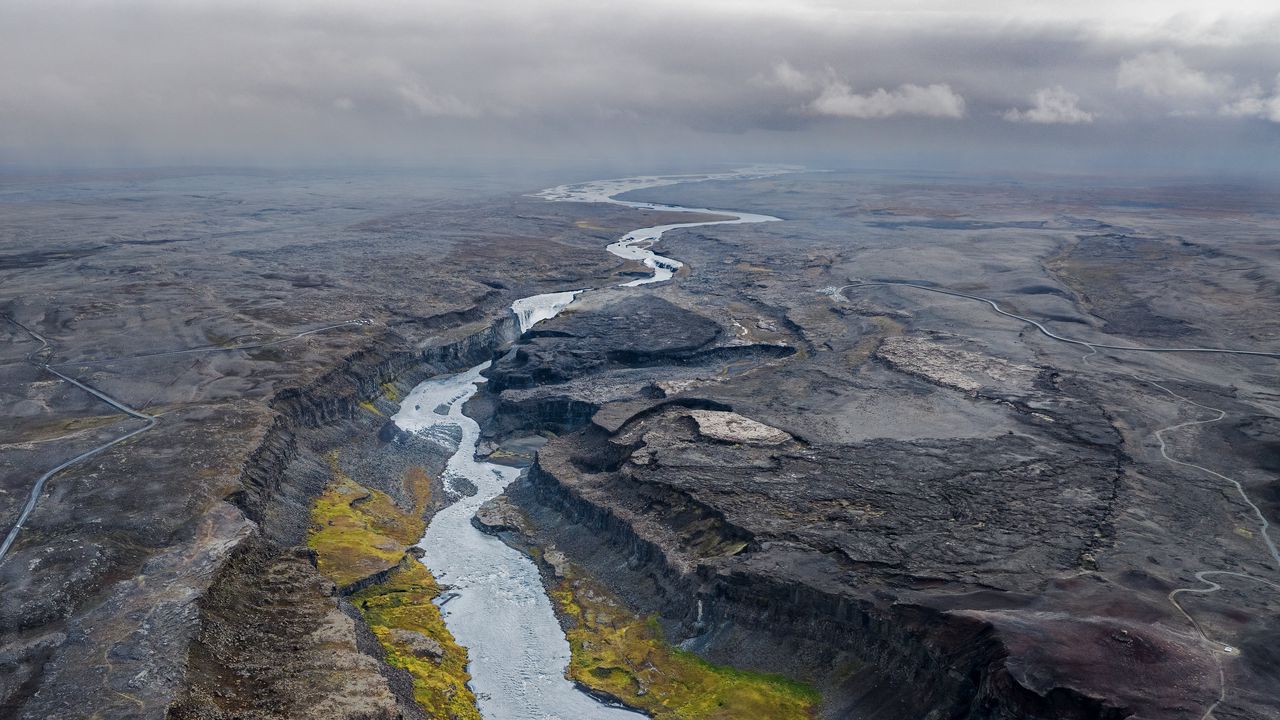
[391,171,783,719]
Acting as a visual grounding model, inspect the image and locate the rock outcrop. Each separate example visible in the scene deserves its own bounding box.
[504,395,1214,719]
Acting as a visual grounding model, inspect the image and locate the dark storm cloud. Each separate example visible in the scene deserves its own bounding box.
[1,1,1278,172]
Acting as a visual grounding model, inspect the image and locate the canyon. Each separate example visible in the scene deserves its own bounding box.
[2,169,1279,719]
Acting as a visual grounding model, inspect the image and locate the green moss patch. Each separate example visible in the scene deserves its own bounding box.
[551,568,818,719]
[307,454,429,589]
[353,562,480,720]
[308,477,404,587]
[307,457,479,718]
[381,382,402,402]
[307,460,423,588]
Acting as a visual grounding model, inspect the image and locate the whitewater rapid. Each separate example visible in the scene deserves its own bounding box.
[392,169,785,719]
[510,290,583,334]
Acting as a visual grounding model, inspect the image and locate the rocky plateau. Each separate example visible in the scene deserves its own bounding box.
[3,169,1279,720]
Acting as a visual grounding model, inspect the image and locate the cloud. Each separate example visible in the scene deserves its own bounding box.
[809,82,966,119]
[1,1,1279,170]
[1116,50,1230,99]
[1115,50,1280,122]
[395,82,480,118]
[1220,77,1280,122]
[1003,86,1094,124]
[755,61,819,93]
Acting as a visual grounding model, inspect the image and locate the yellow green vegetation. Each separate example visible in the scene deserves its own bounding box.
[307,455,426,588]
[353,561,480,720]
[308,457,477,718]
[358,399,384,417]
[381,382,402,402]
[485,448,531,464]
[551,568,818,720]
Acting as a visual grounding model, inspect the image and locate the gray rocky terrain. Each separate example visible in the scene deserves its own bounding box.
[484,173,1280,719]
[0,170,712,718]
[3,168,1279,719]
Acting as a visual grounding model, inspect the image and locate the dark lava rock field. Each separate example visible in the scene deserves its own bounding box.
[3,169,1280,719]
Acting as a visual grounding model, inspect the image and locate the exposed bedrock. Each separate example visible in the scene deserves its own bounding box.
[166,540,414,720]
[479,295,794,443]
[487,295,723,392]
[504,393,1220,719]
[167,316,522,720]
[234,316,517,539]
[0,314,516,719]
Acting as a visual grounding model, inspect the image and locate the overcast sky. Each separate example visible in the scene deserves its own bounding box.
[2,0,1278,174]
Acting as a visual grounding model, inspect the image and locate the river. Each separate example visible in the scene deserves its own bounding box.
[537,172,782,286]
[390,170,782,719]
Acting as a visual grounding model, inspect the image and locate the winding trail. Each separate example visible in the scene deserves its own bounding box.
[0,317,158,563]
[1141,378,1280,567]
[1130,376,1277,720]
[834,280,1279,719]
[0,315,369,565]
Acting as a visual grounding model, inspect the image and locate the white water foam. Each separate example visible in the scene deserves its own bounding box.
[511,290,583,334]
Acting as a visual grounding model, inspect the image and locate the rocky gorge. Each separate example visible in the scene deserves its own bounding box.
[3,169,1279,719]
[472,174,1280,719]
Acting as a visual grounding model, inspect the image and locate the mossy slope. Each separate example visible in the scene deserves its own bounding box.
[307,456,479,719]
[354,562,481,720]
[551,567,818,720]
[307,453,425,588]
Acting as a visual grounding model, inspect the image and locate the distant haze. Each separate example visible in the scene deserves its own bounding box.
[2,0,1279,175]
